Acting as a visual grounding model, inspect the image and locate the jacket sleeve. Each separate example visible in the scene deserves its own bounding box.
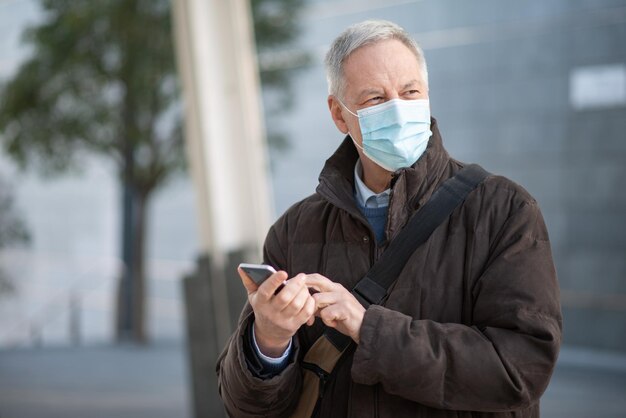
[351,200,562,411]
[216,222,303,417]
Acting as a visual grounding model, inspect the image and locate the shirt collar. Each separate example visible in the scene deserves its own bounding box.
[354,159,391,208]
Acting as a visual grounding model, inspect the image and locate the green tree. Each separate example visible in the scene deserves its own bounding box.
[252,0,308,149]
[0,0,183,343]
[0,181,30,296]
[0,0,305,343]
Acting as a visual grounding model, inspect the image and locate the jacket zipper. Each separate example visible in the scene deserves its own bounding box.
[301,361,330,417]
[374,385,379,418]
[301,362,329,394]
[347,380,353,417]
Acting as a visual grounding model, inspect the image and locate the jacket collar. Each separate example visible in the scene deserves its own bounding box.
[316,117,452,236]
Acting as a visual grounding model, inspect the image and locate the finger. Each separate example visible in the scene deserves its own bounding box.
[299,296,317,326]
[238,267,259,295]
[282,284,310,316]
[304,273,338,293]
[256,270,289,300]
[272,273,307,309]
[318,305,347,327]
[312,291,341,309]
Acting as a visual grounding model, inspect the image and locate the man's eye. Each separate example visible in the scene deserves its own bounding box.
[368,96,384,103]
[405,90,420,96]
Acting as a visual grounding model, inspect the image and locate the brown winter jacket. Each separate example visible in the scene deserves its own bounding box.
[217,118,562,418]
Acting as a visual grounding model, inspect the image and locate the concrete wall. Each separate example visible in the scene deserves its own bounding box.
[425,0,626,350]
[267,0,626,351]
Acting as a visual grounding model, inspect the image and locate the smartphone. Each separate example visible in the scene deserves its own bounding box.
[238,263,277,286]
[238,263,316,295]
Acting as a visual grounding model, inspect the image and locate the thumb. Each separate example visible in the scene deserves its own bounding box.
[238,267,259,295]
[257,270,290,299]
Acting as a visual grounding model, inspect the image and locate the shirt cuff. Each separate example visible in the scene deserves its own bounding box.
[252,322,292,365]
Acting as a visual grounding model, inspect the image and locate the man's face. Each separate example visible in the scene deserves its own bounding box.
[328,39,429,148]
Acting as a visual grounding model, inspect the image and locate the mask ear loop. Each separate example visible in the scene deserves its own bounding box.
[350,137,365,152]
[336,98,363,150]
[337,98,359,118]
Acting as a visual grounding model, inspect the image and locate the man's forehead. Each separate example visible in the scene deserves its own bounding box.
[342,40,423,83]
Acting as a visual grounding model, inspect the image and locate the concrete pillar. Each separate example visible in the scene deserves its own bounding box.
[171,1,273,416]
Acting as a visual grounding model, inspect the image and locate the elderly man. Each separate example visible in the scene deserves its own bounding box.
[217,20,562,418]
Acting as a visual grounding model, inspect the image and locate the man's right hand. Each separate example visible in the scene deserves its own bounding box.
[238,268,316,357]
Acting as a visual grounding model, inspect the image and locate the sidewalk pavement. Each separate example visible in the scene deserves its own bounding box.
[0,342,190,418]
[0,343,624,418]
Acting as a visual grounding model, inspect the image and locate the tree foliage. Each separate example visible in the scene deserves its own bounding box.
[251,0,309,149]
[0,0,307,181]
[0,0,183,191]
[0,181,29,296]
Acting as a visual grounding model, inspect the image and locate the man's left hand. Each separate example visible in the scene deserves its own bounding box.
[305,274,366,343]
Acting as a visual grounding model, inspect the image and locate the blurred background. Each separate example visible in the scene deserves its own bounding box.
[0,0,625,417]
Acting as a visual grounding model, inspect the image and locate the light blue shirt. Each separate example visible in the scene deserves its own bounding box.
[354,159,391,208]
[252,323,292,366]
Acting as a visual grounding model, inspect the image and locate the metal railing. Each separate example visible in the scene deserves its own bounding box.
[0,249,193,348]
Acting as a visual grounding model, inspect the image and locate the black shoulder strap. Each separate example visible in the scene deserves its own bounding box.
[352,163,490,307]
[324,164,490,350]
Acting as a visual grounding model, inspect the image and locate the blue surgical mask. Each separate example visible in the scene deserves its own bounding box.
[340,98,432,172]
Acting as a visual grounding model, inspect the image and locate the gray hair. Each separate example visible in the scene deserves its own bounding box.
[324,20,428,99]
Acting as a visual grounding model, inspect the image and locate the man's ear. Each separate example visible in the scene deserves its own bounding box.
[328,95,349,134]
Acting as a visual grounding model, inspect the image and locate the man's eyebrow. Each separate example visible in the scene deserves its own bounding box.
[401,80,420,90]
